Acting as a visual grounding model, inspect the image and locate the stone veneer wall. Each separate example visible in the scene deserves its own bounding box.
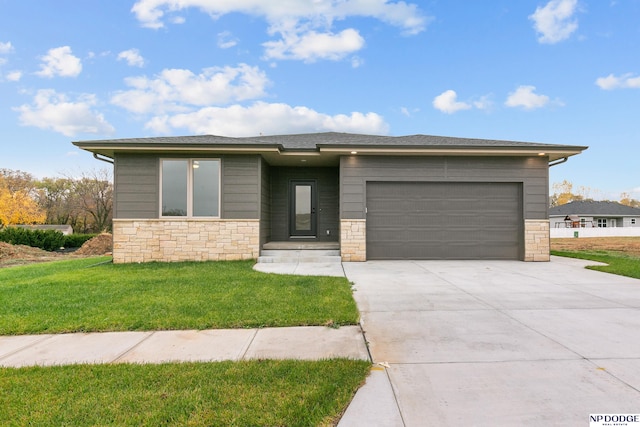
[340,219,366,262]
[112,219,260,263]
[524,219,550,262]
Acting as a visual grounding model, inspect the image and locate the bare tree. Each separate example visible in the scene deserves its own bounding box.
[70,169,113,233]
[35,177,76,225]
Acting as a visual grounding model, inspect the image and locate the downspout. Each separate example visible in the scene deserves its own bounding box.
[93,153,114,164]
[549,157,568,167]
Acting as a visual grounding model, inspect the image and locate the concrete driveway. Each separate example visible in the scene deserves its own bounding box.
[339,257,640,426]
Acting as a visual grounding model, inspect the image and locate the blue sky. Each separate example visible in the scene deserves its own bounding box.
[1,0,638,199]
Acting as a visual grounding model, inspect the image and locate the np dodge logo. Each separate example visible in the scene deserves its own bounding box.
[590,414,640,427]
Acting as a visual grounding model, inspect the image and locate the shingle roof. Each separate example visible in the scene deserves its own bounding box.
[75,132,584,151]
[549,201,640,216]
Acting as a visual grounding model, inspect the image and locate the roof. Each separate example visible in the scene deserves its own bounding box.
[549,201,640,217]
[74,131,588,166]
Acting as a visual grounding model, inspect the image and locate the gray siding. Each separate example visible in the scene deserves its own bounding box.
[270,167,339,242]
[113,154,159,219]
[221,155,261,219]
[340,156,548,220]
[259,158,271,247]
[113,153,262,220]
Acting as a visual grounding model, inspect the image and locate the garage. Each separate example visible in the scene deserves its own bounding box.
[366,182,523,260]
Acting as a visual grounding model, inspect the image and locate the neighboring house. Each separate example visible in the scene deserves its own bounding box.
[73,132,586,263]
[549,201,640,229]
[15,224,74,235]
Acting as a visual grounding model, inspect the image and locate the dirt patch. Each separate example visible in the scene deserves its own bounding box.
[551,237,640,257]
[0,233,113,268]
[75,233,113,256]
[0,242,53,259]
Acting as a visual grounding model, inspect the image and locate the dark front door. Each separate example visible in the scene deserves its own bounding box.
[290,180,317,237]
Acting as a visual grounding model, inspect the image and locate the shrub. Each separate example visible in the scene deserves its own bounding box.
[0,227,65,252]
[63,234,97,249]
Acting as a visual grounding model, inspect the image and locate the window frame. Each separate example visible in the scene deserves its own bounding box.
[159,158,221,218]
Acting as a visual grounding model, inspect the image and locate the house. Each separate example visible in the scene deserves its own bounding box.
[73,132,587,263]
[15,224,74,235]
[549,201,640,229]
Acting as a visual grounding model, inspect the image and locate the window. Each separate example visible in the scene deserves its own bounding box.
[597,218,607,228]
[161,159,220,217]
[632,219,637,225]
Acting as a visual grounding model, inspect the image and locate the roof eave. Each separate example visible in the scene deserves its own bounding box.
[72,142,284,158]
[320,146,586,161]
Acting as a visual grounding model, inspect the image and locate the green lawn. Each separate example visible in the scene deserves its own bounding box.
[551,250,640,279]
[0,359,370,427]
[0,257,370,426]
[0,257,360,335]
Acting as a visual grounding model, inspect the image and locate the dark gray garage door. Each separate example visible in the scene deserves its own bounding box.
[366,182,523,260]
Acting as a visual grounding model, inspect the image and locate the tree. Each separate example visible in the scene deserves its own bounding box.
[620,192,640,208]
[549,180,601,207]
[550,180,584,207]
[69,169,113,233]
[35,177,76,225]
[0,168,36,193]
[0,175,46,227]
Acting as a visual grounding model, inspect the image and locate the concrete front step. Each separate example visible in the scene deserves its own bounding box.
[263,241,339,250]
[257,249,342,264]
[261,249,340,257]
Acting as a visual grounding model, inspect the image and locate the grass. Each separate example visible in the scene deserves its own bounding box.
[551,249,640,279]
[0,359,371,427]
[0,257,360,335]
[0,257,370,426]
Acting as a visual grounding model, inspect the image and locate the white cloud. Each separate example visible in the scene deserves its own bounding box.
[433,90,472,114]
[131,0,429,61]
[6,70,22,81]
[217,31,238,49]
[400,106,420,117]
[595,73,640,90]
[117,48,145,67]
[111,63,269,114]
[473,95,494,111]
[351,56,364,68]
[145,101,389,136]
[35,46,82,78]
[14,89,115,136]
[263,28,365,62]
[0,41,14,54]
[529,0,579,44]
[505,85,550,110]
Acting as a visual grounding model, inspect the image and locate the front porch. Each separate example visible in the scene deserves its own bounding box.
[263,241,340,250]
[262,166,340,244]
[259,241,341,264]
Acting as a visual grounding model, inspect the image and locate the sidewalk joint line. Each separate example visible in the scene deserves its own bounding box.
[111,331,155,363]
[0,334,56,362]
[240,329,260,360]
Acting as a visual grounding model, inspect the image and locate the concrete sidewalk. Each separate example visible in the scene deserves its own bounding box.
[0,325,369,368]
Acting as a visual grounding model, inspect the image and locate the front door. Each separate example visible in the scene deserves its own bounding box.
[290,180,317,237]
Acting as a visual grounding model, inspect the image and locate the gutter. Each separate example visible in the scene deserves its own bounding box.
[93,153,114,164]
[549,157,568,167]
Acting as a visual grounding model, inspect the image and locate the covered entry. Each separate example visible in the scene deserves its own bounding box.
[269,167,339,242]
[366,181,523,260]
